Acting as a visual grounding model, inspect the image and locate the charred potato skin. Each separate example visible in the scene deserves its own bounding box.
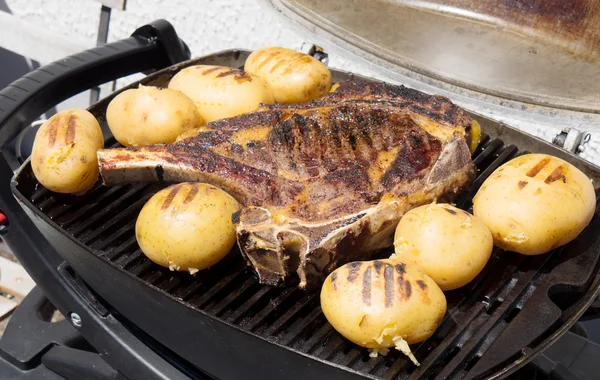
[321,259,446,348]
[245,47,332,104]
[135,183,241,273]
[168,65,274,123]
[31,109,103,194]
[106,85,204,147]
[473,154,596,255]
[394,204,493,291]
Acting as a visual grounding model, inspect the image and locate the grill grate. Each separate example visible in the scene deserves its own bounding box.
[21,134,595,379]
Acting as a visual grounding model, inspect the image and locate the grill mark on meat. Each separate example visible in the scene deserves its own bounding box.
[155,165,165,183]
[362,266,372,305]
[518,180,529,189]
[47,118,59,147]
[162,185,180,210]
[545,166,567,184]
[66,115,77,144]
[347,262,362,282]
[231,144,244,155]
[526,157,551,177]
[416,280,427,290]
[444,208,457,215]
[384,264,394,307]
[183,186,199,204]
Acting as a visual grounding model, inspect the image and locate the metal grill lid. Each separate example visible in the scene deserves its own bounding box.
[259,0,600,130]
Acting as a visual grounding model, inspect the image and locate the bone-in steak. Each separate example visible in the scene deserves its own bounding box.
[97,79,476,289]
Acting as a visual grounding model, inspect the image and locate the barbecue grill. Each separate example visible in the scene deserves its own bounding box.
[0,7,600,380]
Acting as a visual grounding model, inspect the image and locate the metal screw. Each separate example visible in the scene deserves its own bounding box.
[70,313,82,328]
[576,133,591,154]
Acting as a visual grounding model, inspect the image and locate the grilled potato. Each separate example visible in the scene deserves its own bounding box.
[168,65,274,123]
[135,183,241,274]
[31,109,103,194]
[473,154,596,255]
[393,203,493,290]
[321,259,446,365]
[106,85,203,147]
[245,47,331,104]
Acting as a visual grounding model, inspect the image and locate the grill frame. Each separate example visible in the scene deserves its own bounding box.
[10,49,600,380]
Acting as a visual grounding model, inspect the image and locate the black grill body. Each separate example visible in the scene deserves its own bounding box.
[6,48,600,380]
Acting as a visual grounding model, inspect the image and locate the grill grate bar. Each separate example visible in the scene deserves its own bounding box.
[337,346,365,369]
[228,286,275,324]
[263,293,317,337]
[456,144,518,209]
[399,254,531,379]
[246,287,299,332]
[116,249,144,269]
[189,270,250,310]
[45,181,107,221]
[79,189,153,245]
[58,185,130,229]
[432,254,554,379]
[320,335,349,360]
[129,259,155,278]
[283,306,326,347]
[104,235,138,261]
[208,277,259,317]
[68,185,147,237]
[92,223,135,251]
[473,138,503,167]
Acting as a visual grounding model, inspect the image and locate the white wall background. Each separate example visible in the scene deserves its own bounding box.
[3,0,599,164]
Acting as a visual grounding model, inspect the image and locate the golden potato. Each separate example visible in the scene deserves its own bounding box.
[321,259,446,365]
[135,183,240,274]
[106,85,203,147]
[245,47,331,104]
[31,109,103,194]
[168,65,274,123]
[393,203,493,290]
[473,154,596,255]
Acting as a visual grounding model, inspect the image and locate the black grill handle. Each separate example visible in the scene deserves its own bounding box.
[0,19,190,151]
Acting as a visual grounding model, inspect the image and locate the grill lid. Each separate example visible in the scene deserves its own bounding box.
[259,0,600,133]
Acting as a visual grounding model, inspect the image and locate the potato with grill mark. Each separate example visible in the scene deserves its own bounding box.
[320,259,446,365]
[168,65,274,123]
[393,203,493,290]
[473,154,596,255]
[106,85,204,147]
[31,109,103,194]
[135,183,240,274]
[245,47,331,104]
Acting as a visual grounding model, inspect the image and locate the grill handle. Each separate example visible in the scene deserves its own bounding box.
[0,19,190,151]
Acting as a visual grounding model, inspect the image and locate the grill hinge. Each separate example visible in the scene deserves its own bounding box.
[300,43,329,66]
[552,128,591,155]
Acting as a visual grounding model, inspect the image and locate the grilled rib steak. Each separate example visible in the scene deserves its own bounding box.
[98,79,476,289]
